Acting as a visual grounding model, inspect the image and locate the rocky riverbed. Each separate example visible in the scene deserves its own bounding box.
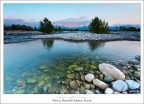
[4,31,140,43]
[7,55,140,94]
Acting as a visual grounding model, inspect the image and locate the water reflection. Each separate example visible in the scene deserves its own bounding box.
[41,39,54,49]
[87,41,105,51]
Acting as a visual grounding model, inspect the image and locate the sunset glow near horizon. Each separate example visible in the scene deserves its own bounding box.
[4,3,141,27]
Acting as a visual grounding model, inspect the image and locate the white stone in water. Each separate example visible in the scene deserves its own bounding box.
[112,80,128,92]
[85,90,94,94]
[104,88,114,94]
[125,80,140,90]
[85,73,94,82]
[99,63,125,80]
[93,79,108,90]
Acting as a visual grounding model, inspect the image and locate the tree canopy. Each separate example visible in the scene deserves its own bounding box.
[89,17,108,34]
[39,18,54,34]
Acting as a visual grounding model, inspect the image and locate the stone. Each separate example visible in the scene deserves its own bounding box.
[76,80,81,87]
[85,73,94,82]
[90,65,97,70]
[70,80,78,90]
[99,63,125,80]
[65,79,72,85]
[59,89,65,94]
[85,90,94,94]
[133,65,140,71]
[104,88,114,94]
[43,85,48,92]
[134,71,140,79]
[122,91,127,94]
[99,74,104,80]
[112,80,128,92]
[39,65,48,70]
[128,59,140,65]
[71,90,77,94]
[95,90,101,94]
[67,74,75,79]
[114,91,121,94]
[43,69,49,72]
[74,67,83,71]
[67,64,78,70]
[38,81,45,87]
[48,86,59,93]
[90,84,95,89]
[125,80,140,90]
[135,55,140,61]
[81,75,85,81]
[84,84,91,89]
[17,89,25,94]
[75,73,80,80]
[57,80,62,85]
[16,80,25,87]
[27,79,37,84]
[61,86,69,94]
[129,89,140,94]
[75,91,80,94]
[104,76,114,82]
[93,79,108,90]
[79,86,85,94]
[95,71,101,75]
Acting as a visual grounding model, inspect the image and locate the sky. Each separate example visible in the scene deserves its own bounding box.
[4,3,141,27]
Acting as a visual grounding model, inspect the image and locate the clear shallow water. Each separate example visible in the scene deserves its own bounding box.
[4,39,140,94]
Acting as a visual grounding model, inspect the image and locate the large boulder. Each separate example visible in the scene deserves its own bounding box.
[112,80,128,92]
[99,63,125,80]
[85,73,94,82]
[125,80,140,90]
[93,79,108,90]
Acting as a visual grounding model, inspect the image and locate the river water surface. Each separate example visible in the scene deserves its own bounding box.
[4,39,140,94]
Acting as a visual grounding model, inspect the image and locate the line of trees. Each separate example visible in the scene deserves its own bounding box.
[119,26,140,31]
[4,24,34,31]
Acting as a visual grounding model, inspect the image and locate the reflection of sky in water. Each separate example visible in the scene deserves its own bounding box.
[4,40,140,73]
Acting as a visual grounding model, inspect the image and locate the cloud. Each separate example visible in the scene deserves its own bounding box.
[4,18,39,27]
[53,17,90,27]
[4,17,91,28]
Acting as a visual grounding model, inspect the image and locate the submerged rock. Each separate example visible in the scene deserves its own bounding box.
[67,74,75,79]
[75,73,80,80]
[67,64,78,70]
[125,80,140,90]
[90,65,97,70]
[112,80,128,92]
[74,67,83,71]
[85,73,94,82]
[81,75,85,81]
[65,79,72,85]
[133,65,140,71]
[27,79,37,84]
[16,80,25,87]
[39,65,48,70]
[70,80,78,90]
[48,86,59,93]
[104,88,114,94]
[104,76,114,82]
[99,63,125,80]
[17,89,25,94]
[93,79,108,90]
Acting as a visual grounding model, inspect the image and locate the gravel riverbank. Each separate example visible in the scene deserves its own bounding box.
[4,31,140,43]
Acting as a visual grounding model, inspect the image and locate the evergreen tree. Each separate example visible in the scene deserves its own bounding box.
[39,18,54,34]
[89,17,108,34]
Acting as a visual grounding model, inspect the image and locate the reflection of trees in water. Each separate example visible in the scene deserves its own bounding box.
[41,39,54,49]
[87,41,105,51]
